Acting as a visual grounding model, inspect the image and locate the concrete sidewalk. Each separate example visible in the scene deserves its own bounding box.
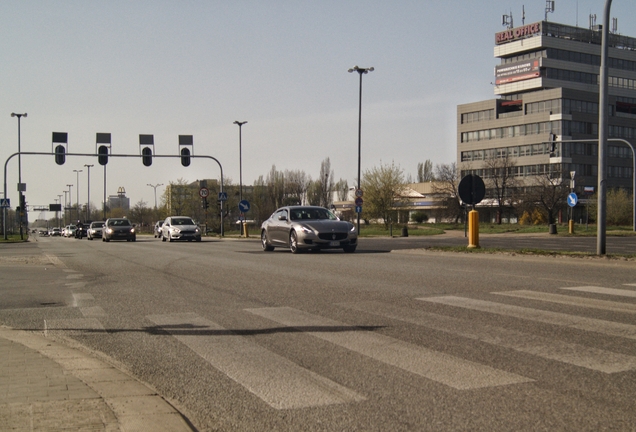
[0,326,194,432]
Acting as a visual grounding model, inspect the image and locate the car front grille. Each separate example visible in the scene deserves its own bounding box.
[318,232,347,241]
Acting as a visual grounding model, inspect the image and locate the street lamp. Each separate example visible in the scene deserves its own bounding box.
[73,170,83,222]
[57,194,63,228]
[11,112,27,239]
[147,183,163,209]
[66,184,73,224]
[233,121,247,202]
[348,66,374,234]
[84,165,93,220]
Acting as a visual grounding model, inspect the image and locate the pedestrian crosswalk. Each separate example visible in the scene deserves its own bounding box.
[65,282,636,410]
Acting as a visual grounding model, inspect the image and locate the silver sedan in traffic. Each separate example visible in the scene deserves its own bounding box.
[260,206,357,253]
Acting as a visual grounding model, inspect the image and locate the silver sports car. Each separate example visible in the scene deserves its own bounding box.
[260,206,357,253]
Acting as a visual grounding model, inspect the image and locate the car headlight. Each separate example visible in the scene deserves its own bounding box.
[350,225,356,232]
[299,226,313,234]
[106,228,113,234]
[195,228,200,233]
[172,228,181,233]
[130,228,135,233]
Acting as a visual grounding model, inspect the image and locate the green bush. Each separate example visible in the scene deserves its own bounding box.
[411,211,429,224]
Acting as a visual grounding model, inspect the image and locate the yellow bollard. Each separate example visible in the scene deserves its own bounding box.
[568,219,574,234]
[243,221,249,238]
[467,210,480,249]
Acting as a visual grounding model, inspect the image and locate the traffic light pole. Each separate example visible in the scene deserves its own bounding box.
[3,151,225,239]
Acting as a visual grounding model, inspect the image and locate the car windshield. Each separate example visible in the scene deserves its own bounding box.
[109,219,131,226]
[289,208,337,221]
[172,218,194,225]
[92,222,104,228]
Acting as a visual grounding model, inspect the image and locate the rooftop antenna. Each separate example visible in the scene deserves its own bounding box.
[589,14,597,30]
[611,17,618,34]
[545,0,555,21]
[502,10,513,29]
[522,5,525,25]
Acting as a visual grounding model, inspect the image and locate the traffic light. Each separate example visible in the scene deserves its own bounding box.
[54,145,66,165]
[98,145,109,165]
[202,198,209,209]
[141,146,153,167]
[181,147,191,167]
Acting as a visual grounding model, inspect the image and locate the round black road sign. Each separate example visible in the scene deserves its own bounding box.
[458,174,486,205]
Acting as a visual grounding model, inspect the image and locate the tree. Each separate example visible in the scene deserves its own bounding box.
[483,151,517,224]
[361,162,405,229]
[318,157,335,207]
[588,188,633,226]
[417,160,434,182]
[335,178,349,201]
[129,200,152,231]
[432,162,463,223]
[524,167,569,225]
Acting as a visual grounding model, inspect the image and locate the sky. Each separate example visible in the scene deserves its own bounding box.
[2,0,635,222]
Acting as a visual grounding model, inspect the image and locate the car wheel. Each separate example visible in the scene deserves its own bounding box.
[168,237,173,242]
[289,230,301,254]
[102,236,105,242]
[261,230,274,251]
[343,245,357,253]
[196,237,201,242]
[162,236,166,242]
[105,237,110,242]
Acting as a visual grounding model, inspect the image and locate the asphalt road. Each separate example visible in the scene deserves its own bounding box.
[1,234,636,431]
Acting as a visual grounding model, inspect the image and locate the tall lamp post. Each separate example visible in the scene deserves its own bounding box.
[73,170,83,222]
[234,121,247,236]
[147,183,163,209]
[11,112,27,239]
[66,184,73,224]
[348,66,374,234]
[233,121,247,202]
[63,191,68,227]
[57,194,63,228]
[84,165,93,221]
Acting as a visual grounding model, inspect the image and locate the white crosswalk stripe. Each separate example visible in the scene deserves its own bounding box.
[341,300,636,373]
[146,312,365,409]
[418,295,636,340]
[560,286,636,298]
[494,290,636,314]
[245,306,532,390]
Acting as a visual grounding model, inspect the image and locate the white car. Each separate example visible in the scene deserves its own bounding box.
[87,221,105,240]
[161,216,201,242]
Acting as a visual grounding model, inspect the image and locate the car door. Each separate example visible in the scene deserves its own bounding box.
[269,209,288,245]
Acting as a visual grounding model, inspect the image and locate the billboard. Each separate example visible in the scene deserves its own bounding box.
[495,60,540,85]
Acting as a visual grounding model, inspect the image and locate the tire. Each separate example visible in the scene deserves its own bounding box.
[162,236,166,242]
[104,237,110,242]
[289,230,301,254]
[343,245,357,253]
[261,230,274,251]
[168,237,173,242]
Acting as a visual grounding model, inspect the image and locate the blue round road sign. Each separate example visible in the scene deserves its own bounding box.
[238,200,251,212]
[567,193,578,207]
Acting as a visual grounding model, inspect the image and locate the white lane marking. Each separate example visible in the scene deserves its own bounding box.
[625,284,636,287]
[80,306,106,317]
[418,296,636,340]
[245,307,532,390]
[342,301,636,373]
[146,312,365,410]
[561,286,636,298]
[494,290,636,314]
[72,293,95,307]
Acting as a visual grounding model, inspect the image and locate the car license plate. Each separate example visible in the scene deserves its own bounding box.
[329,241,339,247]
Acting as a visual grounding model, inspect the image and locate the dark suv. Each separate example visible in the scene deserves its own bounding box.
[103,218,136,242]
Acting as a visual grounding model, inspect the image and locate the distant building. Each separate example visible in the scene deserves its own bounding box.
[457,20,636,220]
[108,187,130,211]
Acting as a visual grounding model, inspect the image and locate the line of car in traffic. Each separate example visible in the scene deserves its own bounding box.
[41,206,357,253]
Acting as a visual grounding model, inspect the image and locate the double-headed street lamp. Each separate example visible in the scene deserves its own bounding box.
[73,170,83,222]
[348,66,374,234]
[147,183,163,209]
